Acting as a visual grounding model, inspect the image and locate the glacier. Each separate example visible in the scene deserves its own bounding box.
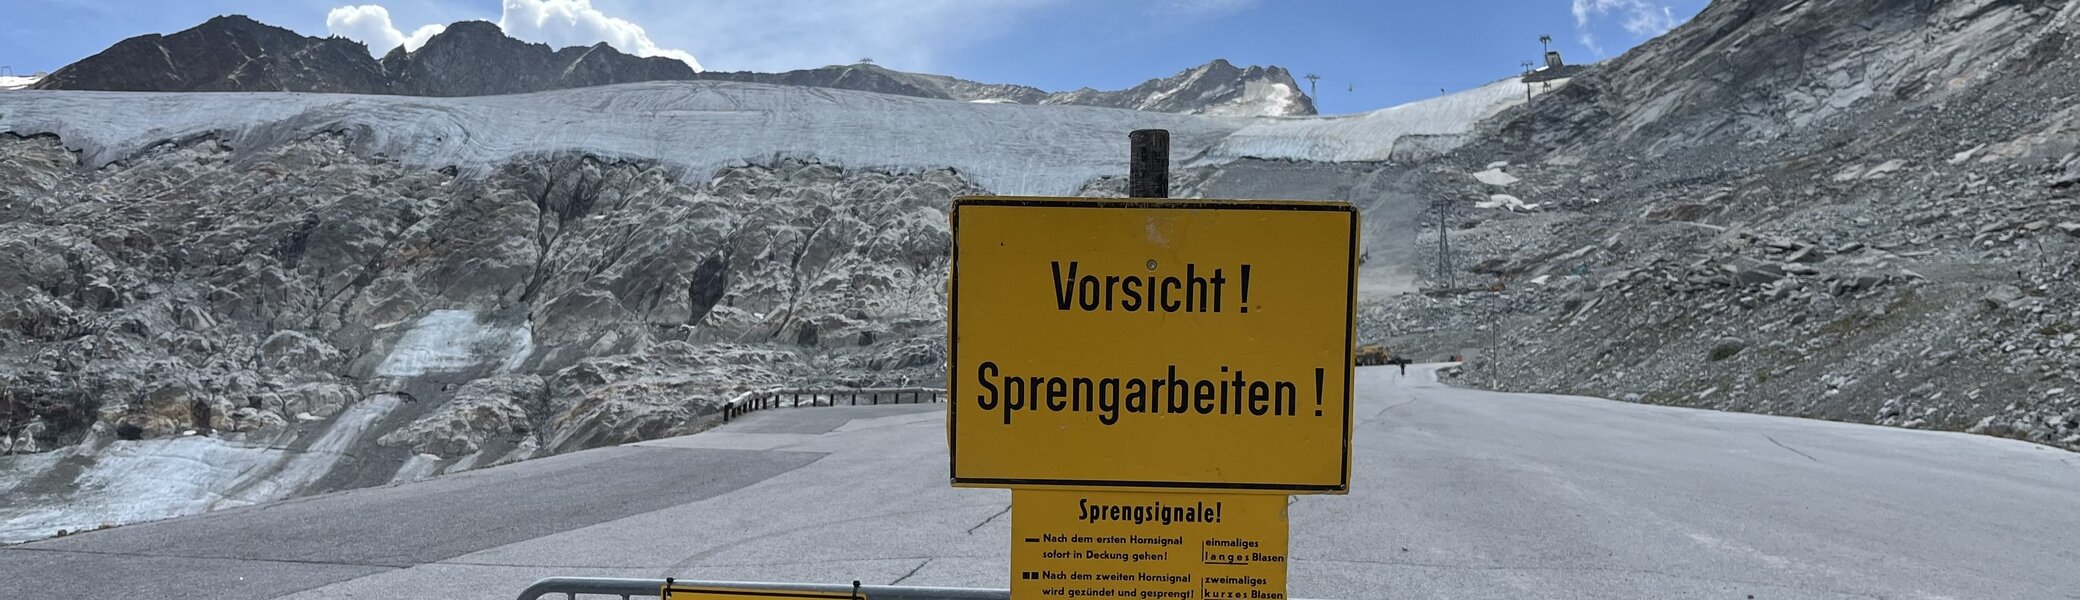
[0,77,1549,196]
[1203,77,1556,163]
[0,74,1557,541]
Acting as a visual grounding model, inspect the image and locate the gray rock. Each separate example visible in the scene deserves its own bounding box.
[378,374,544,459]
[1982,285,2025,310]
[2053,157,2080,187]
[1708,338,1747,361]
[1784,246,1827,264]
[1728,260,1788,286]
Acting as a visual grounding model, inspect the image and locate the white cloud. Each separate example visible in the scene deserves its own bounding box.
[1570,0,1684,57]
[615,0,1063,73]
[324,0,701,70]
[326,5,445,54]
[1578,31,1603,55]
[495,0,701,70]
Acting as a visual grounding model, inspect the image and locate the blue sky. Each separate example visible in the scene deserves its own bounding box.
[0,0,1705,114]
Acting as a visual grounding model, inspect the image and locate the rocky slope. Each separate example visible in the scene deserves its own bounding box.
[379,21,696,97]
[29,15,387,94]
[1362,0,2080,450]
[0,131,972,539]
[30,15,1314,116]
[2,75,1499,538]
[31,15,694,96]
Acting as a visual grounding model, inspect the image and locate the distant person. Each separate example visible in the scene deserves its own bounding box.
[1397,357,1408,376]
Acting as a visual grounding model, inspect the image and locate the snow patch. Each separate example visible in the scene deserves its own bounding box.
[1473,168,1521,186]
[1205,77,1542,163]
[0,437,276,542]
[212,394,404,508]
[375,310,534,377]
[1476,194,1540,212]
[0,75,40,91]
[0,393,412,542]
[389,453,445,485]
[1197,80,1302,117]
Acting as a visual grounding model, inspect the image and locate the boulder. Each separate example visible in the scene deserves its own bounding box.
[1727,260,1787,286]
[2052,157,2080,187]
[260,330,343,372]
[1982,285,2025,310]
[1708,338,1747,361]
[1784,245,1826,263]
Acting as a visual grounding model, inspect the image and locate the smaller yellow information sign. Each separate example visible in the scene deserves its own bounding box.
[1011,489,1288,600]
[661,586,861,600]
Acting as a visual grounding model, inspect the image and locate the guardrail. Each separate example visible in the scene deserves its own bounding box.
[516,577,1007,600]
[721,387,947,422]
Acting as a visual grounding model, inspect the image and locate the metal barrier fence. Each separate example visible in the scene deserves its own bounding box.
[517,577,1007,600]
[721,387,947,422]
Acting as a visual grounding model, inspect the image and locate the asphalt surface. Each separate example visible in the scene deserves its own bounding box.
[3,369,2075,600]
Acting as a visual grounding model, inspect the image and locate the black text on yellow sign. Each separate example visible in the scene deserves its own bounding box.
[949,197,1358,493]
[1011,489,1289,600]
[661,585,861,600]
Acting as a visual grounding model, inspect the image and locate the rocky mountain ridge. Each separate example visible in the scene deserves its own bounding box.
[28,15,1315,116]
[1367,0,2080,451]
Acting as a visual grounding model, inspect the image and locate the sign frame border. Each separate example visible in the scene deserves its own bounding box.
[947,195,1358,494]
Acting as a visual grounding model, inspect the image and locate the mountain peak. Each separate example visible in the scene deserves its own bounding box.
[1039,59,1314,116]
[435,20,509,39]
[198,14,267,29]
[31,15,1314,115]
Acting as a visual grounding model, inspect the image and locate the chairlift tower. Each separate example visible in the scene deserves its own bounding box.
[1303,73,1320,100]
[1521,60,1536,102]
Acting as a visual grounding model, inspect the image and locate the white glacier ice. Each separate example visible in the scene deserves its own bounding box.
[1,436,278,542]
[211,394,404,508]
[0,76,1555,196]
[1202,77,1556,163]
[0,81,1242,196]
[0,73,1567,539]
[374,310,533,377]
[0,394,408,542]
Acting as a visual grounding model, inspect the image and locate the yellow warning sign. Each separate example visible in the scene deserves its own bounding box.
[949,197,1357,493]
[1011,489,1289,600]
[661,585,860,600]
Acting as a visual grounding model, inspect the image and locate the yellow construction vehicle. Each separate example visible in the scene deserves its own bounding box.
[1355,344,1392,366]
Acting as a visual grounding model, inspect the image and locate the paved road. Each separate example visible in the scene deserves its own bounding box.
[4,367,2076,599]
